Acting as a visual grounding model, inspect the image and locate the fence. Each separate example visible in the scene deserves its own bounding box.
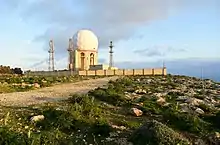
[25,67,166,76]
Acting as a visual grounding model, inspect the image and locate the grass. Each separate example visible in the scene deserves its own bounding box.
[0,75,219,144]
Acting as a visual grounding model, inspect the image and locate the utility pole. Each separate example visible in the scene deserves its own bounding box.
[48,40,55,71]
[109,41,114,69]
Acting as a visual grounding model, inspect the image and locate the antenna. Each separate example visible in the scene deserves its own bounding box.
[201,67,205,96]
[67,38,74,71]
[109,41,114,68]
[48,40,55,71]
[162,58,165,68]
[201,66,205,96]
[162,52,165,68]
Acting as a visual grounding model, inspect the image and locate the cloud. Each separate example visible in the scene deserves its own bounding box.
[5,0,218,59]
[134,45,186,57]
[8,0,190,58]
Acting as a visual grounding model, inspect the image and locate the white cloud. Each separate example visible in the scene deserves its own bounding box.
[14,0,190,58]
[2,0,219,70]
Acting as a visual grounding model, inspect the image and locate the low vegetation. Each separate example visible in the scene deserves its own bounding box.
[0,75,220,144]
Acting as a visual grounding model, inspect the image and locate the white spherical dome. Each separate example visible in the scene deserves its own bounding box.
[73,29,98,51]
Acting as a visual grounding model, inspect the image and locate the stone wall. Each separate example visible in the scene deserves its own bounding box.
[25,68,167,76]
[78,68,166,76]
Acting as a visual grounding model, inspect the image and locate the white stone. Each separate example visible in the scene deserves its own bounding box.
[195,108,205,114]
[30,115,44,122]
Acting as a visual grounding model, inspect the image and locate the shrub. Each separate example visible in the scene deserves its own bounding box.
[89,87,127,106]
[0,127,28,145]
[162,107,211,135]
[129,120,190,145]
[68,94,103,120]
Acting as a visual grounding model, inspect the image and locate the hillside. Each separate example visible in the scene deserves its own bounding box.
[0,75,220,144]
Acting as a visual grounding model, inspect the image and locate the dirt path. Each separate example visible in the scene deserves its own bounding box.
[0,76,119,106]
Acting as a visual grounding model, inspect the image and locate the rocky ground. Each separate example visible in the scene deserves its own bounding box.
[0,75,220,145]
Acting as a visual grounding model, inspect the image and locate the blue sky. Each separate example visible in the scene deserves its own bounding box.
[0,0,219,79]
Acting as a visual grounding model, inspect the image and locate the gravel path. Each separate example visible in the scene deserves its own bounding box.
[0,76,119,106]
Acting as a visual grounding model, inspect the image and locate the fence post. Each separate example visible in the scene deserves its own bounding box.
[113,69,116,75]
[123,69,125,75]
[142,69,144,75]
[133,69,135,76]
[152,68,155,75]
[86,70,88,76]
[104,70,107,76]
[95,70,97,76]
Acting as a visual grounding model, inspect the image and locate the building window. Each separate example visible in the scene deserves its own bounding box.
[90,53,94,66]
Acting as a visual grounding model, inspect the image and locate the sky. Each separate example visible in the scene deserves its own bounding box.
[0,0,220,80]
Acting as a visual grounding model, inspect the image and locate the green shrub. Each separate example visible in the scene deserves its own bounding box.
[0,127,28,145]
[162,108,211,135]
[142,99,164,115]
[129,120,190,145]
[89,87,127,106]
[68,94,104,120]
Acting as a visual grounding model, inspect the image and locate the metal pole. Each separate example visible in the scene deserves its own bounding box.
[109,41,114,68]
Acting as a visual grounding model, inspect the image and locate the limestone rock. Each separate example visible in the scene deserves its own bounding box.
[195,108,205,114]
[30,115,44,122]
[156,97,166,105]
[34,83,40,88]
[177,96,188,101]
[130,108,143,117]
[134,89,147,94]
[185,98,204,106]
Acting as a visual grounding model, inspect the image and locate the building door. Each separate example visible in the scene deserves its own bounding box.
[80,52,85,70]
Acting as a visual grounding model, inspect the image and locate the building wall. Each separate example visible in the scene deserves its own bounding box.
[25,70,77,76]
[73,50,98,70]
[78,68,167,76]
[26,68,167,77]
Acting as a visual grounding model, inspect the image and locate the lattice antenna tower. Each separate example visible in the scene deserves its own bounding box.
[48,40,55,71]
[67,38,74,70]
[109,41,114,68]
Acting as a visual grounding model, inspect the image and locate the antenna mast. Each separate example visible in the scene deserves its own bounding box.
[67,38,74,71]
[48,40,55,71]
[109,41,114,68]
[162,52,165,68]
[201,66,205,96]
